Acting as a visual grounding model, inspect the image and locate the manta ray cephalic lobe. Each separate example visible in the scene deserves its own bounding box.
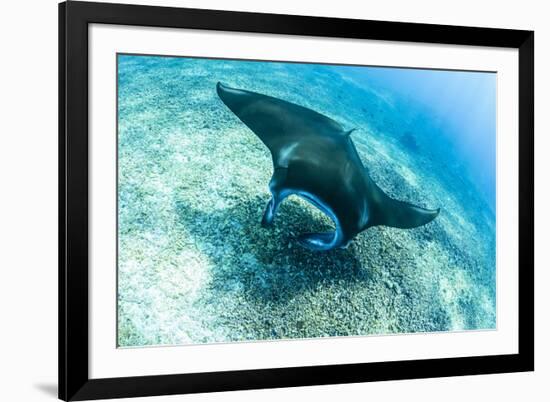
[216,82,440,251]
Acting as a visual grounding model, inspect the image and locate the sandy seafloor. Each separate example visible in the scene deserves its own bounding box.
[117,54,496,347]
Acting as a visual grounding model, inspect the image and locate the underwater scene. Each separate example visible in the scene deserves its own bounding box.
[117,54,496,347]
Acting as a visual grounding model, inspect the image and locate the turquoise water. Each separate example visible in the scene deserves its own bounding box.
[117,54,496,347]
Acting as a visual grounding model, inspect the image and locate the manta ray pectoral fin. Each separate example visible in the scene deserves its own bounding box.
[374,197,440,229]
[297,232,339,251]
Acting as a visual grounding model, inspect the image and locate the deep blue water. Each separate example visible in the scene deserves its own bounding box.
[337,65,496,211]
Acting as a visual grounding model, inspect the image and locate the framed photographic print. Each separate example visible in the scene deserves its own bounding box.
[59,1,534,400]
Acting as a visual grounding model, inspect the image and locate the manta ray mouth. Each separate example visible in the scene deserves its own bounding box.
[283,190,345,251]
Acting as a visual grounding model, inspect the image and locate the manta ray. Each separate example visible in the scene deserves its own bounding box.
[216,82,439,251]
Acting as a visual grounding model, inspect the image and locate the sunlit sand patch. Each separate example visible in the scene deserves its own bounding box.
[118,234,214,346]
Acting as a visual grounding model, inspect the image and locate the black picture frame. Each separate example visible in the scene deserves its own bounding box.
[59,1,534,400]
